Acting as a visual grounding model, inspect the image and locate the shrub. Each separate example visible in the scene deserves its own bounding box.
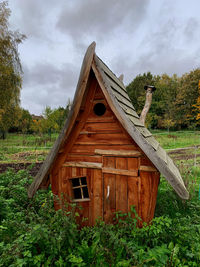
[0,168,200,266]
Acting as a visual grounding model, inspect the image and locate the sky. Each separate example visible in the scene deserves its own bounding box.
[7,0,200,115]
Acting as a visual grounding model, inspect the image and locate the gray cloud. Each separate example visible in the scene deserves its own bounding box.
[23,62,78,88]
[9,0,62,40]
[9,0,200,114]
[56,0,149,45]
[11,0,46,39]
[112,16,200,84]
[21,61,79,114]
[184,18,199,42]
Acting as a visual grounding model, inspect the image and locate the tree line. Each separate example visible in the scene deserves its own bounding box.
[0,1,200,139]
[0,2,70,139]
[8,104,70,136]
[126,70,200,130]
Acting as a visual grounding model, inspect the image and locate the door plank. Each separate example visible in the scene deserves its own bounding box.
[116,174,127,213]
[103,173,116,223]
[128,177,139,216]
[92,169,102,225]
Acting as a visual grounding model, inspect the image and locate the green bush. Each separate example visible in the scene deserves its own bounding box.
[0,168,200,266]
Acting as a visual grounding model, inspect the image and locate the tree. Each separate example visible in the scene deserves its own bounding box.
[17,108,33,134]
[175,69,200,129]
[154,74,179,129]
[41,104,71,135]
[126,72,161,128]
[0,1,25,138]
[126,72,157,114]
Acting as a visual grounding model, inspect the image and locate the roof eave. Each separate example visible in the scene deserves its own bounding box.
[92,55,189,200]
[28,42,96,198]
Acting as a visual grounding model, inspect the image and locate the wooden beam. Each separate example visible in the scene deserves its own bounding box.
[28,42,96,198]
[92,58,189,199]
[63,161,102,169]
[139,165,158,172]
[95,149,142,157]
[71,198,90,203]
[102,167,138,177]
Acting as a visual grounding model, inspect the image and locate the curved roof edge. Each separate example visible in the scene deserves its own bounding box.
[92,55,189,199]
[28,42,189,200]
[28,42,96,198]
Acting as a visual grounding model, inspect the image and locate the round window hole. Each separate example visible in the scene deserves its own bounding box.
[93,103,106,116]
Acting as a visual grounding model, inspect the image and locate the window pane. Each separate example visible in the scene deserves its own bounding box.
[73,188,82,199]
[82,186,89,198]
[71,178,80,187]
[81,177,87,185]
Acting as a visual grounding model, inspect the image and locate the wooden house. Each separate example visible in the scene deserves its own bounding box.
[28,42,189,226]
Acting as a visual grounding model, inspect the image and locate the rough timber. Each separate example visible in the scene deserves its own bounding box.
[28,42,189,200]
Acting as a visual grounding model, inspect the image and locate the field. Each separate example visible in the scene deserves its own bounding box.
[0,131,200,266]
[0,133,57,163]
[1,131,200,171]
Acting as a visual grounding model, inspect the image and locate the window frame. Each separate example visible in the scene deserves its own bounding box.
[70,176,90,202]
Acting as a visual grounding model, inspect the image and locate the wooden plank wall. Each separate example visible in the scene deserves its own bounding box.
[58,166,102,226]
[68,85,138,159]
[51,74,139,180]
[103,155,160,225]
[50,73,160,226]
[103,156,140,223]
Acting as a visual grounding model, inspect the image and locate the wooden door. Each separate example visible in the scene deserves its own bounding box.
[102,156,139,223]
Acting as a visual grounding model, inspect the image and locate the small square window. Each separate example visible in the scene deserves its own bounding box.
[70,177,90,201]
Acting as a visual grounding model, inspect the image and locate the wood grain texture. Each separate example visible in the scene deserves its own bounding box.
[63,161,102,169]
[102,168,138,176]
[139,171,160,224]
[66,154,102,163]
[149,172,160,221]
[139,165,158,172]
[116,175,127,213]
[70,144,138,155]
[127,157,139,170]
[91,169,102,224]
[75,132,133,145]
[51,75,98,178]
[128,177,139,216]
[103,173,116,223]
[95,149,141,156]
[115,157,128,213]
[92,56,189,199]
[81,121,122,133]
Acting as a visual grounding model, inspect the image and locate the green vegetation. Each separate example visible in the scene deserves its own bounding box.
[0,165,200,266]
[127,70,200,130]
[152,130,200,149]
[0,2,200,266]
[0,1,25,137]
[0,130,200,266]
[0,133,58,163]
[1,130,200,164]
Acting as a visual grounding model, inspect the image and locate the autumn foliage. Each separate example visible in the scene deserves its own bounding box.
[127,69,200,130]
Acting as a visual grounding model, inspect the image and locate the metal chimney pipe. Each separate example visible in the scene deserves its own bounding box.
[140,85,156,125]
[118,74,124,82]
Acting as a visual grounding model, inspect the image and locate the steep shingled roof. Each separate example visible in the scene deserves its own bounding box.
[28,42,189,200]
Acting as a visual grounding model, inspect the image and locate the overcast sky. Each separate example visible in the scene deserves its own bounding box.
[8,0,200,115]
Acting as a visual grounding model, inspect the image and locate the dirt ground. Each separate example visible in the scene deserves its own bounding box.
[168,147,200,161]
[0,162,43,176]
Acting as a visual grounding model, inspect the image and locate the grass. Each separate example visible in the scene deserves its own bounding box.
[0,133,58,163]
[1,130,200,166]
[152,130,200,149]
[0,131,200,265]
